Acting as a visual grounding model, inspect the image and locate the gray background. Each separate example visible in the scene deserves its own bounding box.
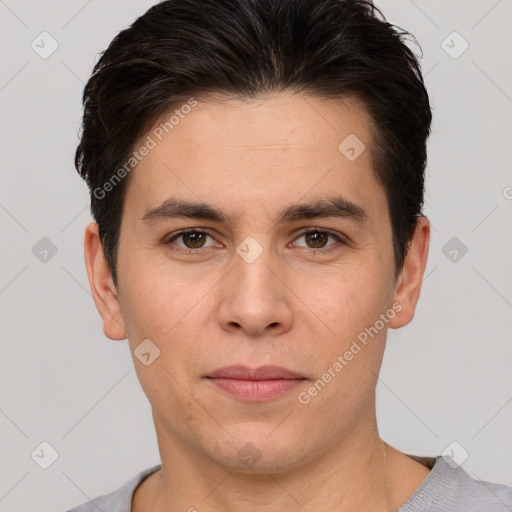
[0,0,511,510]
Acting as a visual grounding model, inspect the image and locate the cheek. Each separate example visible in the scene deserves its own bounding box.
[296,263,389,335]
[290,262,393,398]
[119,266,215,386]
[139,364,200,435]
[119,261,197,338]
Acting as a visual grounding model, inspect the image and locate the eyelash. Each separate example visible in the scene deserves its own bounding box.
[164,228,345,256]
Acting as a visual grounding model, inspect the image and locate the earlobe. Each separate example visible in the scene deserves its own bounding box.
[83,221,127,340]
[388,216,430,330]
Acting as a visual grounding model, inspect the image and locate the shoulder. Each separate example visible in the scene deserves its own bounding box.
[399,455,512,512]
[65,464,161,512]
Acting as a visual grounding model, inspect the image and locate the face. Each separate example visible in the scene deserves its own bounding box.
[86,92,429,473]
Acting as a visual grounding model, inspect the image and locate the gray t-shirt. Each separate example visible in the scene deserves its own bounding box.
[66,455,512,511]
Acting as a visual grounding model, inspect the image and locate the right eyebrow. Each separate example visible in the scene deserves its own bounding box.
[141,198,228,226]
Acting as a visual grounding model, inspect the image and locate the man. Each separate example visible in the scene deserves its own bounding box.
[68,0,512,510]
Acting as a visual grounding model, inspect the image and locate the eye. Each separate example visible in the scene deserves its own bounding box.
[292,228,344,253]
[165,229,219,252]
[164,227,345,256]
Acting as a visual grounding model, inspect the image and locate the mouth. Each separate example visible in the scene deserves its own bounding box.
[207,364,305,380]
[205,365,307,402]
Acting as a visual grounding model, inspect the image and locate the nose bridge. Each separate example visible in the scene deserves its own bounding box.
[240,246,275,288]
[233,235,280,305]
[218,235,293,335]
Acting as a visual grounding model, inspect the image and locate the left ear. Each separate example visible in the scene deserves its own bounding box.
[389,216,430,329]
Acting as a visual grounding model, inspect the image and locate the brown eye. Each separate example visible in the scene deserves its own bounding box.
[304,231,329,248]
[181,231,207,248]
[294,229,340,251]
[166,229,217,251]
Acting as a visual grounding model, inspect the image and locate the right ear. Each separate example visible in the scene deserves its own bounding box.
[83,222,127,340]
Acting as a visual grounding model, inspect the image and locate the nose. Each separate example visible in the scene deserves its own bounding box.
[217,243,294,338]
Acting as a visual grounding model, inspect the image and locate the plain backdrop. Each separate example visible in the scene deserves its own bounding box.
[0,1,511,510]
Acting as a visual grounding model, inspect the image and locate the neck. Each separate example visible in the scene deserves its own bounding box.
[132,411,427,512]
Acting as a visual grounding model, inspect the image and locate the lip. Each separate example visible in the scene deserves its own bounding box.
[206,365,306,402]
[207,365,304,380]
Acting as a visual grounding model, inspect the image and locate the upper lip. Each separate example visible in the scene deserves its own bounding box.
[207,365,304,380]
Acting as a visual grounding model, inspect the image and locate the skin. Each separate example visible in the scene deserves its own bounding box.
[84,92,431,512]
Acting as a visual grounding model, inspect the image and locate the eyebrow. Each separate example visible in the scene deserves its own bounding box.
[141,194,368,226]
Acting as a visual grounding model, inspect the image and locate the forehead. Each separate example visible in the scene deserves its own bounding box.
[121,92,385,225]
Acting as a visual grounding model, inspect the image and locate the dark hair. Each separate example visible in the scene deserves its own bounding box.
[75,0,432,289]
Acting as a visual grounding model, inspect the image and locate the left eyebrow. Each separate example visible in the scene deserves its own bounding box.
[140,194,368,226]
[275,194,368,225]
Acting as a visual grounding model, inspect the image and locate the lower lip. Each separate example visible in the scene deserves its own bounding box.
[207,377,305,402]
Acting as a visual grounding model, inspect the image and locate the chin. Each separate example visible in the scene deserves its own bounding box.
[204,431,314,475]
[219,452,306,475]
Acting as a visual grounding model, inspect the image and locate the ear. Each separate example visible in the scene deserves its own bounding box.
[388,216,430,329]
[83,221,127,340]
